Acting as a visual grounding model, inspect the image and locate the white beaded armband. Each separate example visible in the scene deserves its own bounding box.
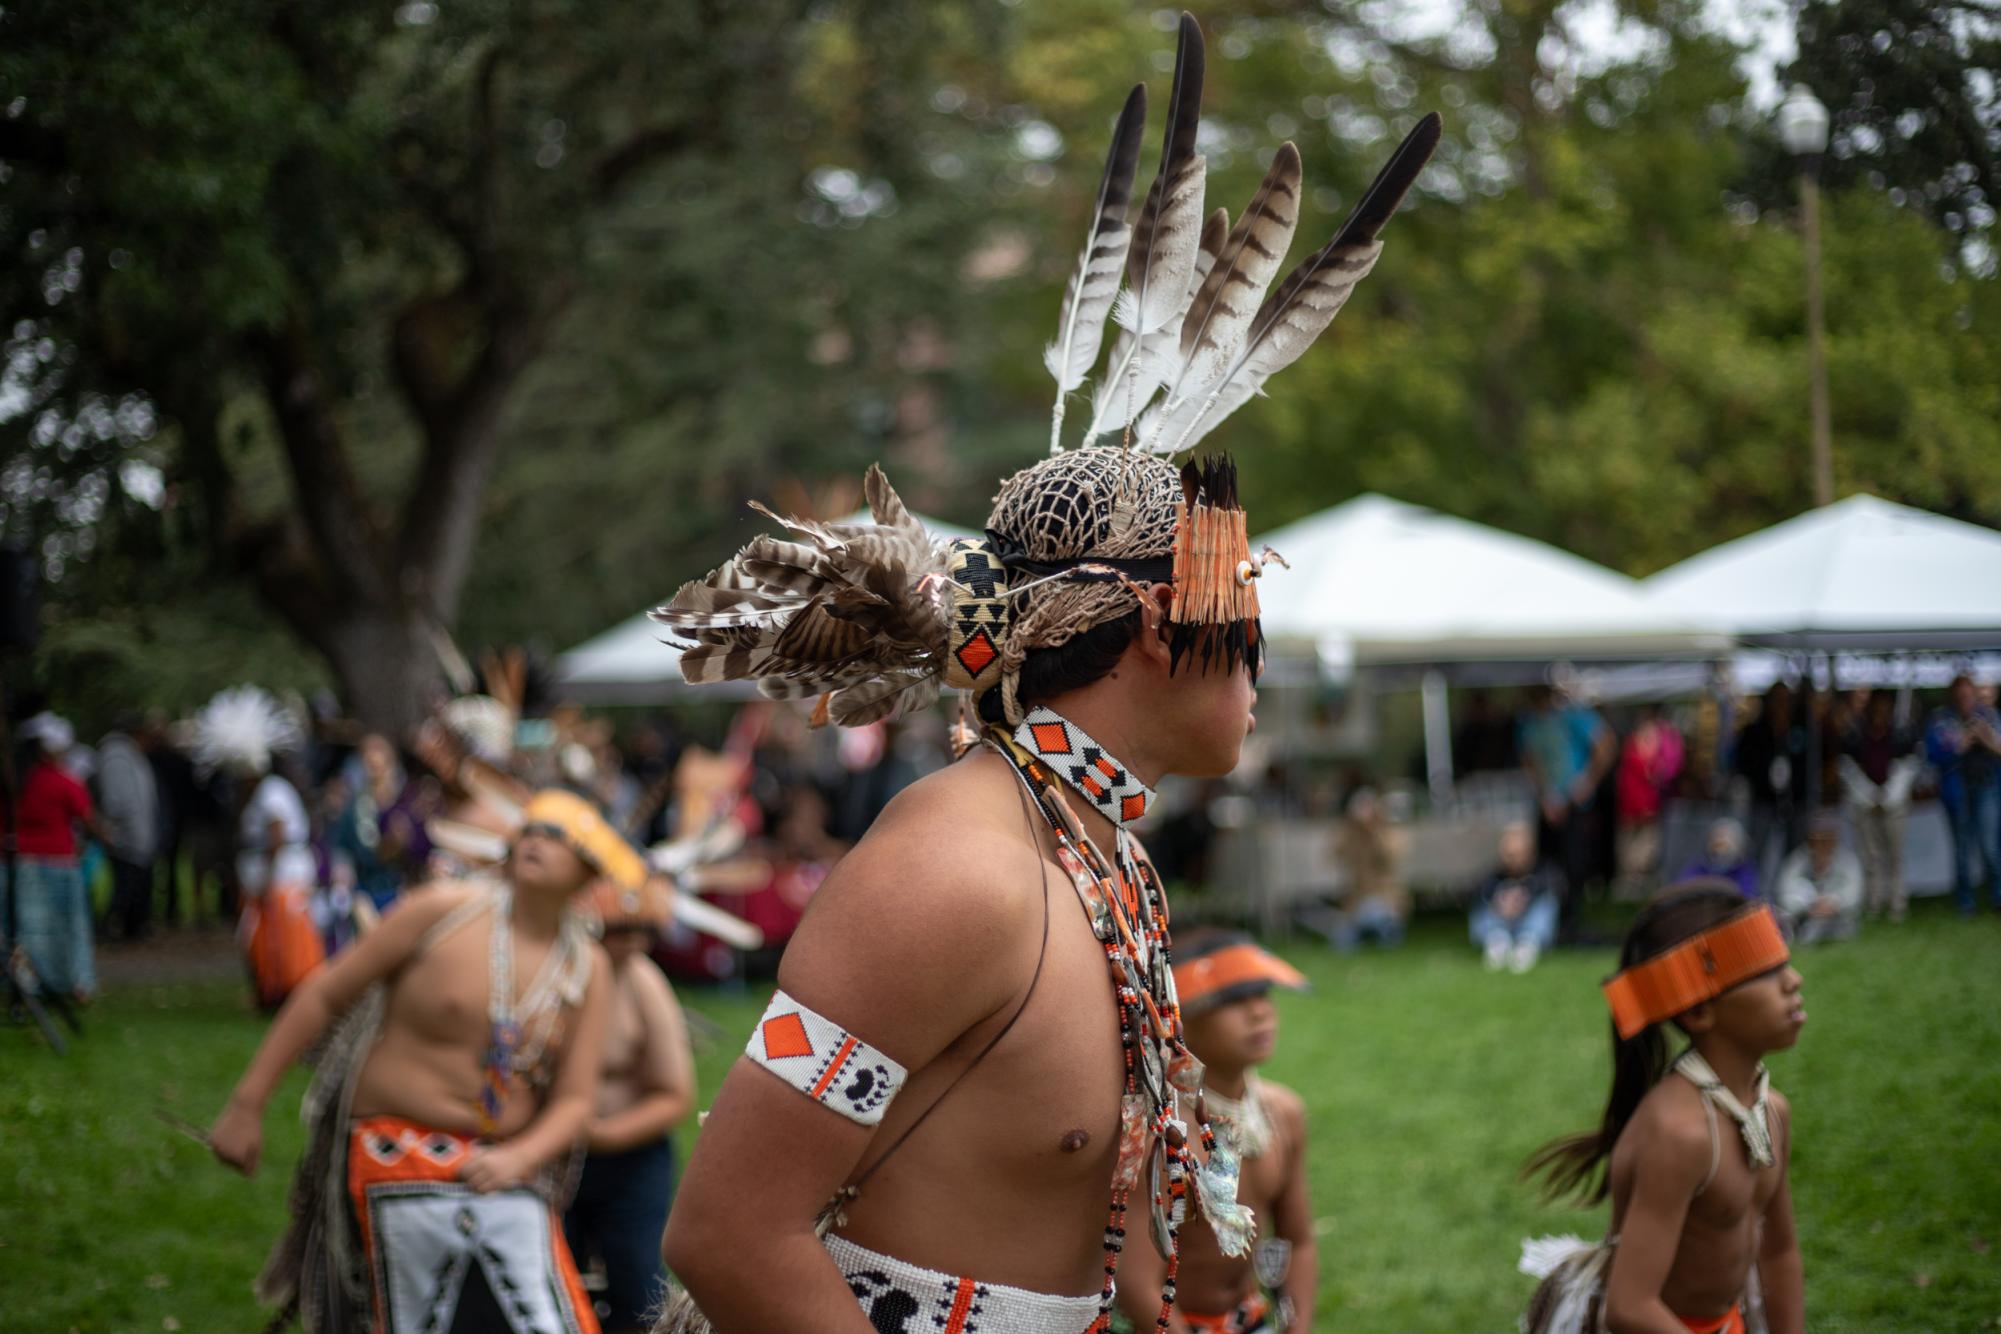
[745,989,907,1126]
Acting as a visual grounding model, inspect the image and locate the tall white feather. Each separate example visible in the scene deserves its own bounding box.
[1086,205,1227,441]
[1153,143,1303,424]
[1110,156,1208,337]
[1045,85,1147,453]
[1139,239,1384,454]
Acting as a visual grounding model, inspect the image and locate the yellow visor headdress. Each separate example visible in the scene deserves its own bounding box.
[1601,905,1790,1040]
[519,789,647,894]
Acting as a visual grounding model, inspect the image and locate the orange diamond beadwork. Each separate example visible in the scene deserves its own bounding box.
[761,1012,814,1060]
[1031,722,1072,755]
[1122,793,1148,823]
[955,628,998,676]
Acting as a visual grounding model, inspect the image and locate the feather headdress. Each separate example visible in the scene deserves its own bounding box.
[191,685,304,777]
[653,13,1437,730]
[1045,12,1440,456]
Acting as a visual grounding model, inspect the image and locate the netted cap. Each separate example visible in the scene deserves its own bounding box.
[981,448,1181,723]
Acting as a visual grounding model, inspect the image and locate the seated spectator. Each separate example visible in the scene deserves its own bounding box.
[1470,821,1561,972]
[1775,811,1863,945]
[1321,787,1410,950]
[1677,817,1759,900]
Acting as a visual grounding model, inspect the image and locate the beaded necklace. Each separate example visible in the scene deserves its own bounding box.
[478,885,590,1136]
[989,720,1247,1332]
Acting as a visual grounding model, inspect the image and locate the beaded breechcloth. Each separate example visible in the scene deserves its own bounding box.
[825,1234,1101,1334]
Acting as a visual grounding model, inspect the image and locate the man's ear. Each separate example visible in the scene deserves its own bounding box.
[1675,1001,1717,1037]
[1130,582,1176,670]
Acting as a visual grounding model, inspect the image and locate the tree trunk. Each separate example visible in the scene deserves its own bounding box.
[321,606,443,737]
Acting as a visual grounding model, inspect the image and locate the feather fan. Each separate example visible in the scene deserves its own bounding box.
[651,464,951,726]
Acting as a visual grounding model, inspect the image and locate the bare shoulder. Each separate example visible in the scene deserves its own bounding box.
[790,751,1047,959]
[623,952,675,1006]
[1767,1086,1793,1152]
[396,878,487,921]
[1257,1078,1307,1131]
[1624,1075,1716,1181]
[368,879,487,951]
[777,750,1052,1051]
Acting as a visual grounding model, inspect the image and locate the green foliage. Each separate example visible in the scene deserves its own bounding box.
[1793,0,2001,243]
[3,1,1998,722]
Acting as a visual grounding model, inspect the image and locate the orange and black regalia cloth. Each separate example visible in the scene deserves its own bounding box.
[346,1115,598,1334]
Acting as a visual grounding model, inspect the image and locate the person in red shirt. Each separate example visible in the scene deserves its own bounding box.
[5,713,113,1001]
[1615,704,1685,899]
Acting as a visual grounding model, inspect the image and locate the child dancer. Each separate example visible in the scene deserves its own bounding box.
[1520,882,1805,1334]
[1118,929,1317,1333]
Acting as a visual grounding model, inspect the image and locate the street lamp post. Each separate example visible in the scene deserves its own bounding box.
[1777,84,1834,508]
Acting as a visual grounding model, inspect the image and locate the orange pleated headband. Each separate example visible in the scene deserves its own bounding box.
[1601,905,1789,1040]
[1173,937,1309,1016]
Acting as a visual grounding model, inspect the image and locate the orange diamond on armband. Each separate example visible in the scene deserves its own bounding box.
[761,1012,815,1061]
[1122,793,1148,823]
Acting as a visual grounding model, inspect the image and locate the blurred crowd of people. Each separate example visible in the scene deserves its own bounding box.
[1298,670,2001,973]
[0,691,953,1011]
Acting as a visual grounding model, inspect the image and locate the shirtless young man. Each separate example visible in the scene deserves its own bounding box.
[1522,885,1806,1334]
[567,875,696,1333]
[650,19,1435,1327]
[1119,931,1316,1334]
[210,790,636,1333]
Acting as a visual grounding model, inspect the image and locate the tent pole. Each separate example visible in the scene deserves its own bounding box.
[1421,668,1453,804]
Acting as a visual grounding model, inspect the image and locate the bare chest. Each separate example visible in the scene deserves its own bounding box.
[1686,1144,1779,1233]
[600,971,645,1075]
[387,921,563,1048]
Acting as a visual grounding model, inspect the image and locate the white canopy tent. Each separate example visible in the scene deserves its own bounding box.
[1643,494,2001,651]
[1254,494,1729,668]
[556,508,979,703]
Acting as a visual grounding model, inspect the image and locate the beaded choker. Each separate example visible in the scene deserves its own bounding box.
[1012,706,1157,829]
[989,725,1254,1333]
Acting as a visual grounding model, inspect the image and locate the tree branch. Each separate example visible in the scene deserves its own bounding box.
[392,283,572,621]
[256,319,390,609]
[592,124,693,198]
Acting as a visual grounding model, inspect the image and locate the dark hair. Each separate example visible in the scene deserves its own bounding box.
[1522,880,1751,1205]
[976,610,1142,724]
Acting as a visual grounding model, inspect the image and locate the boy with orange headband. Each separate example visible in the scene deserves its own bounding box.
[1116,929,1317,1333]
[1520,882,1806,1334]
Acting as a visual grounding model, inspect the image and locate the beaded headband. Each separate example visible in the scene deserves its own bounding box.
[1601,905,1789,1040]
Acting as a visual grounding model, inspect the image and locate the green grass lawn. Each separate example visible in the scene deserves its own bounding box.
[3,907,1996,1331]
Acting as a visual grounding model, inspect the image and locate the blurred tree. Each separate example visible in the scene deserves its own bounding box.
[4,0,1997,733]
[1790,0,2000,245]
[0,0,1016,727]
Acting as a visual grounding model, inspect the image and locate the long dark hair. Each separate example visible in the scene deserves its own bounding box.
[1523,881,1751,1205]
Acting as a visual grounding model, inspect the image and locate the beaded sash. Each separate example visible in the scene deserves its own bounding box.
[989,721,1253,1332]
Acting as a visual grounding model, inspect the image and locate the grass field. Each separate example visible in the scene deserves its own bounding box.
[3,906,1996,1331]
